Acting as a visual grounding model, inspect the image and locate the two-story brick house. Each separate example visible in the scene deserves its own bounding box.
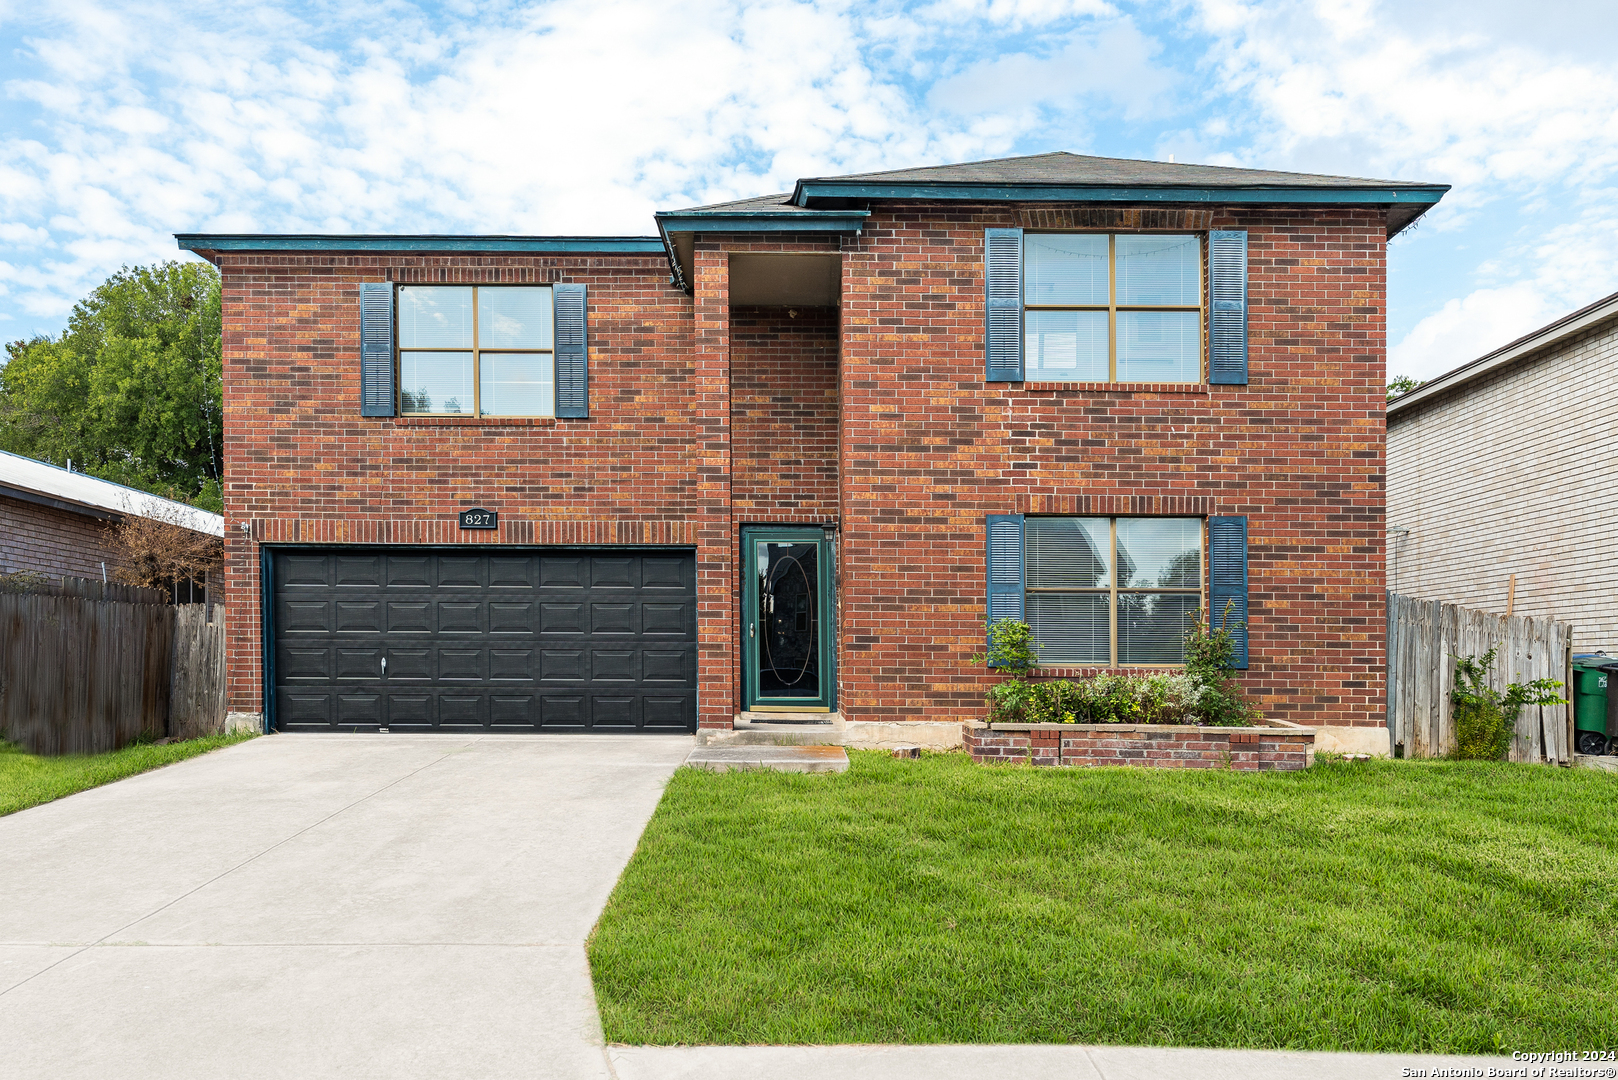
[177,152,1445,752]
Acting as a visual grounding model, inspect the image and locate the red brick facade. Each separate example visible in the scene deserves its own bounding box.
[962,722,1315,770]
[211,200,1386,731]
[0,494,124,581]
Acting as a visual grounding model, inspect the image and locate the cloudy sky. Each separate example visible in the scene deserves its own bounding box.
[2,0,1616,382]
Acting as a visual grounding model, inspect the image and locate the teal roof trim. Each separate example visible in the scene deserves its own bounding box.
[790,181,1449,207]
[175,234,666,256]
[652,211,869,234]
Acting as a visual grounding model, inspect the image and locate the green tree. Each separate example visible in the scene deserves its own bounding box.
[0,262,223,511]
[1387,374,1424,401]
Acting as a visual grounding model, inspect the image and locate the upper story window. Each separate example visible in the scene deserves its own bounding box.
[1022,233,1202,384]
[396,286,555,417]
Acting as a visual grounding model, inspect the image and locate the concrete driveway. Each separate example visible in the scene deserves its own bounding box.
[0,733,693,1080]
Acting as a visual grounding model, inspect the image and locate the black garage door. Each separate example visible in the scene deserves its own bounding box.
[269,548,697,733]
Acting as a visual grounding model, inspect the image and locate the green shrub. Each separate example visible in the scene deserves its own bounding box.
[984,676,1036,724]
[1450,648,1566,761]
[978,614,1259,727]
[977,619,1039,676]
[1183,606,1259,727]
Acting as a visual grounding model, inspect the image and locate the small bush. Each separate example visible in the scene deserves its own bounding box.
[1450,648,1566,762]
[1184,606,1259,727]
[979,612,1259,727]
[976,619,1039,676]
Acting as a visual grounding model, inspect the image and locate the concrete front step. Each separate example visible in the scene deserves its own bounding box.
[694,713,841,747]
[694,714,967,750]
[685,745,850,774]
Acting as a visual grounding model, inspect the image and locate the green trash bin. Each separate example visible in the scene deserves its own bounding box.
[1571,654,1615,756]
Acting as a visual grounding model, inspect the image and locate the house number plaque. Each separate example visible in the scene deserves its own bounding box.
[458,508,498,530]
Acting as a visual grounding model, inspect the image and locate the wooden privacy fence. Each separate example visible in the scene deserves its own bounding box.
[0,593,227,755]
[169,603,228,741]
[1386,592,1573,763]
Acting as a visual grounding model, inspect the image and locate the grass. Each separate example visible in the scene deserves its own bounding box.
[0,732,255,817]
[589,751,1618,1053]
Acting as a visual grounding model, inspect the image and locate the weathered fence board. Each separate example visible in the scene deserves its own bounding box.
[0,594,228,755]
[169,603,228,740]
[0,574,168,606]
[1387,591,1573,764]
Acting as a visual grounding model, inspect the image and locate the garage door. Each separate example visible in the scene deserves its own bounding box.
[270,548,697,733]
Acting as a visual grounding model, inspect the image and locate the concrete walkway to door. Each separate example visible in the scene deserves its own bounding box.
[0,733,693,1080]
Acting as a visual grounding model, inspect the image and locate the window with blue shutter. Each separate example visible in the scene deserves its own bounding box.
[1208,515,1249,668]
[554,283,589,418]
[984,229,1024,382]
[1208,230,1248,385]
[985,514,1025,656]
[359,283,395,417]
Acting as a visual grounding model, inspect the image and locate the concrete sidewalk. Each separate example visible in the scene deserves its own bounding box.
[608,1044,1520,1079]
[0,733,692,1080]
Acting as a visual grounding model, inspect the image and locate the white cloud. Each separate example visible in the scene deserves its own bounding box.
[1391,201,1618,380]
[2,0,1164,324]
[1388,284,1557,382]
[927,18,1175,120]
[1185,0,1618,380]
[1189,0,1618,203]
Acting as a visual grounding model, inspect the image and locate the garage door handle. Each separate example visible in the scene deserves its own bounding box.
[381,657,387,674]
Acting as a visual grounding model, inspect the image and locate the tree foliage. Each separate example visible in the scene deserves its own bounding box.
[0,262,223,511]
[105,503,224,593]
[1387,374,1424,402]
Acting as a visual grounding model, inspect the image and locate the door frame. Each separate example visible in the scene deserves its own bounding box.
[740,526,835,712]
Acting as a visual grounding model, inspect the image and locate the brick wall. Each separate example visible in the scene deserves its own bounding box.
[962,722,1314,770]
[730,305,839,521]
[216,248,841,727]
[215,204,1386,731]
[836,204,1387,727]
[0,495,125,580]
[215,251,737,720]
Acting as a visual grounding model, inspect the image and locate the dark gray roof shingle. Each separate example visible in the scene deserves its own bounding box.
[800,150,1435,190]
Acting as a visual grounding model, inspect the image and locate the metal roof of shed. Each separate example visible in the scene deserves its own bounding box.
[0,449,224,536]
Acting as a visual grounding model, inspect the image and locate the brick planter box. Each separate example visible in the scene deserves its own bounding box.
[962,721,1315,771]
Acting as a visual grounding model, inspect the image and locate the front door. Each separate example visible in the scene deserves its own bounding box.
[742,527,833,712]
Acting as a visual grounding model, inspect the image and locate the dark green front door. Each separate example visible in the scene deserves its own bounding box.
[742,527,833,712]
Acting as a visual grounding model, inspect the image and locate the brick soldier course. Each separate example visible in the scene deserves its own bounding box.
[178,152,1447,744]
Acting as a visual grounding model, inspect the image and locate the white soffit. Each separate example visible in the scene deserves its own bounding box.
[0,449,225,536]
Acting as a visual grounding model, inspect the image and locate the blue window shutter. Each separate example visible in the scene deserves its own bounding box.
[985,514,1025,654]
[554,283,589,418]
[1208,515,1249,669]
[359,283,395,417]
[984,228,1023,382]
[1208,230,1248,385]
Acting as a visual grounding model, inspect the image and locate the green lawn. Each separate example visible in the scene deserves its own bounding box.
[589,752,1618,1053]
[0,732,255,817]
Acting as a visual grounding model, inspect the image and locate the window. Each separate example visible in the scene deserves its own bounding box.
[396,286,555,416]
[1023,234,1202,383]
[1024,517,1203,665]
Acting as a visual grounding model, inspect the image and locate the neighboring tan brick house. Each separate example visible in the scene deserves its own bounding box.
[1387,290,1618,649]
[177,153,1446,750]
